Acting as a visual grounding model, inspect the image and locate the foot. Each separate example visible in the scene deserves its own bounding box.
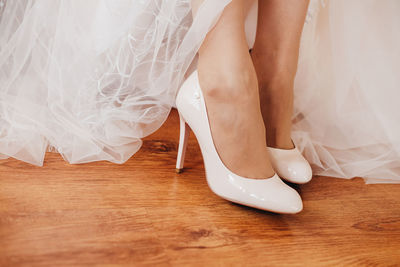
[251,48,296,150]
[197,58,275,179]
[194,0,275,179]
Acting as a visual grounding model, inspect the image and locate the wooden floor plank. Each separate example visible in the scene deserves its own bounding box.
[0,109,399,266]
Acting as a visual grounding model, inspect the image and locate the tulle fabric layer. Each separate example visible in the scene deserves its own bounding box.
[293,0,400,183]
[0,0,230,165]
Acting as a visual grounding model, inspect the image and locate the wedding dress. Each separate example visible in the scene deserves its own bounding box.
[0,0,399,184]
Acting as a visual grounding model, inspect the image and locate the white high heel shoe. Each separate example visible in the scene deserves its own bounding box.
[175,71,303,214]
[267,144,313,184]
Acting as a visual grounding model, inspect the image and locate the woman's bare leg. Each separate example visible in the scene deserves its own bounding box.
[192,0,275,178]
[252,0,309,149]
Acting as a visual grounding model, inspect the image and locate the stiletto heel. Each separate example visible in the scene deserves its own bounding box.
[176,112,190,173]
[175,70,303,214]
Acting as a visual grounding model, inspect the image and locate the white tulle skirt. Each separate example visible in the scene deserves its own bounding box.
[0,0,399,183]
[294,0,400,183]
[0,0,231,165]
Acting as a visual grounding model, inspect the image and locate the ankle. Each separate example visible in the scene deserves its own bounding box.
[266,130,294,149]
[252,47,298,90]
[260,68,295,92]
[198,66,259,102]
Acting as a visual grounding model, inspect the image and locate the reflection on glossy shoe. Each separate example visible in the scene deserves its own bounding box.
[267,145,312,184]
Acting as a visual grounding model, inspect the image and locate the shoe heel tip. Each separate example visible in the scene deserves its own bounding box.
[175,168,184,174]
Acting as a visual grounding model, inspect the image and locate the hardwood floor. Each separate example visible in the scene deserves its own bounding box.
[1,109,399,266]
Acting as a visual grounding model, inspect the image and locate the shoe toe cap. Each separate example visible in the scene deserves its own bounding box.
[272,156,312,184]
[277,186,303,214]
[268,147,313,184]
[285,160,312,184]
[260,178,303,214]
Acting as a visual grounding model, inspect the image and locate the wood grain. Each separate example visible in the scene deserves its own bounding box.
[0,108,399,266]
